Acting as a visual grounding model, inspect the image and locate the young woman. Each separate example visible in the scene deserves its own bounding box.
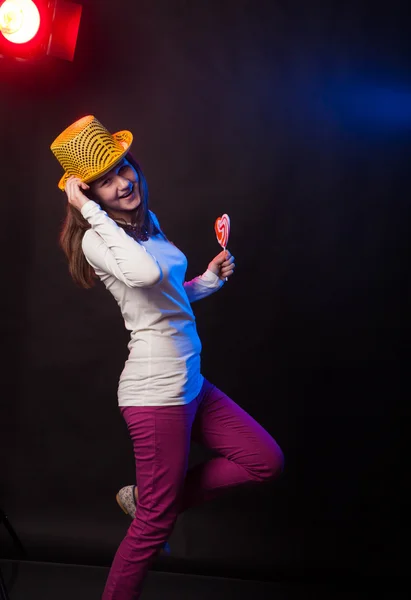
[51,115,284,600]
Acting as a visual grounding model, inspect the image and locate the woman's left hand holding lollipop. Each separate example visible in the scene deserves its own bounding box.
[208,249,235,281]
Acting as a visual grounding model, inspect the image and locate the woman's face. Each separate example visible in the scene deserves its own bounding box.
[89,157,141,220]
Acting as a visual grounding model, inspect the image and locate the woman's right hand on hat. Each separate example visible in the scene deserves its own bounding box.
[65,176,91,211]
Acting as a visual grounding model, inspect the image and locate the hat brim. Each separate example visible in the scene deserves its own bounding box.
[57,130,133,191]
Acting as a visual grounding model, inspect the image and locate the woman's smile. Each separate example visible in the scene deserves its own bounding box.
[119,188,134,201]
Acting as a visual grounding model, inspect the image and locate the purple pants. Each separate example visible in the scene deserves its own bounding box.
[102,379,284,600]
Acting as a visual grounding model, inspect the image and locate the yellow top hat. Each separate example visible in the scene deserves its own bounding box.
[50,115,133,191]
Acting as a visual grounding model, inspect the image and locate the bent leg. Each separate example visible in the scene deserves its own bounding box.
[181,380,284,511]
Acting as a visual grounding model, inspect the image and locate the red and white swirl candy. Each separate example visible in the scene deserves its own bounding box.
[214,213,230,250]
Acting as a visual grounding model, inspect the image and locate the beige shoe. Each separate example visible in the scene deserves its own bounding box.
[116,485,171,554]
[116,485,137,519]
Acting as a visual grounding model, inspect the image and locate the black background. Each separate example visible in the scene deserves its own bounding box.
[0,0,409,581]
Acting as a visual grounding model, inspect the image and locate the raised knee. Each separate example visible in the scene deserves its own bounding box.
[261,443,284,481]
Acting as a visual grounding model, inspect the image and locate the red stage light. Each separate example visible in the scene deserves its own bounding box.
[0,0,41,44]
[0,0,82,61]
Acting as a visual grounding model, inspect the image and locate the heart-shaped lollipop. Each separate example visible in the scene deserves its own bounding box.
[214,214,230,250]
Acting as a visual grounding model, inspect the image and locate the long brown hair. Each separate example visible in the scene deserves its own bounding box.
[59,153,158,289]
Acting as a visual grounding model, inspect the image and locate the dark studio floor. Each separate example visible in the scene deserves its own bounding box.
[0,559,409,600]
